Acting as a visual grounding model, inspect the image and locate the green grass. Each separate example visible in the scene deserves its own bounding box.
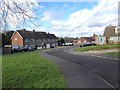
[106,52,120,56]
[2,50,66,88]
[74,44,119,52]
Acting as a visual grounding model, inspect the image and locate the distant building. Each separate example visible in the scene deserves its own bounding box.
[73,34,97,44]
[11,29,58,49]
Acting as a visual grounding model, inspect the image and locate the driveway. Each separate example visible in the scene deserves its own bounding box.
[41,46,119,88]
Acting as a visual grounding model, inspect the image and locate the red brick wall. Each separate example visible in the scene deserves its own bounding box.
[12,32,24,46]
[78,38,86,43]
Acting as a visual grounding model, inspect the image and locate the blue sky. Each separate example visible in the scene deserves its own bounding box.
[33,2,98,32]
[36,2,96,29]
[40,2,97,20]
[1,0,118,37]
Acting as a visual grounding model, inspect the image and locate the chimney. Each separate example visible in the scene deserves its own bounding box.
[23,29,26,31]
[92,33,97,39]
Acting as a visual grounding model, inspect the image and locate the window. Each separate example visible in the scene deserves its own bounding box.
[36,39,41,41]
[100,37,102,41]
[39,39,41,41]
[41,38,45,41]
[31,38,35,42]
[25,38,30,42]
[47,38,50,41]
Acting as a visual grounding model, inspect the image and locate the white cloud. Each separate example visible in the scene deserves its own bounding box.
[41,10,65,22]
[41,11,53,21]
[46,0,118,37]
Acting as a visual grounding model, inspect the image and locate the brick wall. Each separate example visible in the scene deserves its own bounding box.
[12,32,24,46]
[78,38,86,43]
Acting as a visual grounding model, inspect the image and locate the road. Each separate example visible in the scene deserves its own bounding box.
[41,46,119,88]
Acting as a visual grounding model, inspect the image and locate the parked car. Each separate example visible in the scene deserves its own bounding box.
[65,43,74,46]
[58,43,65,46]
[12,46,23,52]
[23,45,35,52]
[80,42,96,47]
[51,46,54,48]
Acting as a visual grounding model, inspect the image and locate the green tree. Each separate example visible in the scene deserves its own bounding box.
[61,38,65,44]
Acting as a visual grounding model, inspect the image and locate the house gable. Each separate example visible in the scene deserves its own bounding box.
[11,31,24,46]
[11,31,23,40]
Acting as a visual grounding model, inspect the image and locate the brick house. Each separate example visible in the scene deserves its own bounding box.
[11,29,58,49]
[74,34,97,44]
[77,37,95,43]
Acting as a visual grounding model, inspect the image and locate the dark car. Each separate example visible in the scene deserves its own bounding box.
[23,45,35,52]
[80,42,96,47]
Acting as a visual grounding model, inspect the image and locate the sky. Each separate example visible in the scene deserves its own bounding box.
[1,0,119,37]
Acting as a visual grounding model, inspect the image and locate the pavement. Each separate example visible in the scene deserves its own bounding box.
[40,46,119,88]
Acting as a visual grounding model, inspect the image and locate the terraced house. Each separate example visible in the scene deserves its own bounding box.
[11,29,58,49]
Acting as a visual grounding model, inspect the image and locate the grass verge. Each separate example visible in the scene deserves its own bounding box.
[2,50,66,88]
[105,52,120,56]
[74,44,119,52]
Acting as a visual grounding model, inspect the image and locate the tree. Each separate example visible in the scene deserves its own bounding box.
[61,38,65,44]
[0,0,41,31]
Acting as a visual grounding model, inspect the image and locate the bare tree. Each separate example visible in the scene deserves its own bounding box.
[0,0,41,31]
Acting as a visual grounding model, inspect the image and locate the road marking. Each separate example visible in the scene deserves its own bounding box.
[92,73,116,88]
[90,55,120,61]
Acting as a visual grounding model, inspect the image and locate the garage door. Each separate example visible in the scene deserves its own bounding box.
[46,44,50,49]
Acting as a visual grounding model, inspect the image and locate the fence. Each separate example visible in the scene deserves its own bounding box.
[2,48,13,54]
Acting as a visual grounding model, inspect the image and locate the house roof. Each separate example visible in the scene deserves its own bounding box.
[17,30,46,39]
[47,34,58,39]
[13,29,57,39]
[80,37,95,42]
[103,25,119,36]
[16,30,57,39]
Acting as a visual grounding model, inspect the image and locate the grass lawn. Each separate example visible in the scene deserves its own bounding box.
[106,52,120,56]
[74,44,119,52]
[2,50,66,88]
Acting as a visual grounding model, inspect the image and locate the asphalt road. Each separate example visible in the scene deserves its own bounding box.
[41,46,119,88]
